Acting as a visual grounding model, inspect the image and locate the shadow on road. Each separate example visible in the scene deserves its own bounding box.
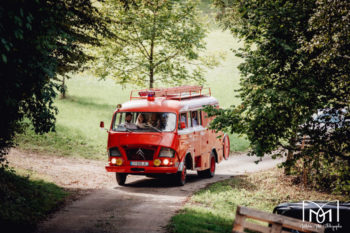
[124,173,204,187]
[112,172,237,198]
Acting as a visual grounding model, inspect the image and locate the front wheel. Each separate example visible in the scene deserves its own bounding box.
[116,173,127,186]
[198,153,216,178]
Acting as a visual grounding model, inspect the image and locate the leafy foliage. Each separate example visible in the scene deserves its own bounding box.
[210,0,350,193]
[296,0,350,193]
[0,0,108,160]
[90,0,214,88]
[210,0,317,156]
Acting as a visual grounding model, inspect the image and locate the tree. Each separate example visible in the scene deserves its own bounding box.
[210,0,317,160]
[210,0,349,193]
[0,0,109,162]
[91,0,214,88]
[296,0,350,192]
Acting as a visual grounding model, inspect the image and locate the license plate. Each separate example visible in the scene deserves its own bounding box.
[130,161,149,166]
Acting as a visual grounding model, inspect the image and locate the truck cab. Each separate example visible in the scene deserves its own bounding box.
[102,86,230,186]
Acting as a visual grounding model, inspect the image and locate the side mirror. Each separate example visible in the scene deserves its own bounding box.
[100,121,105,128]
[180,122,186,129]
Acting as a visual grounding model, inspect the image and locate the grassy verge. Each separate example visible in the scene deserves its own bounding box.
[16,123,104,160]
[0,168,68,233]
[228,134,249,152]
[14,76,123,160]
[169,168,349,233]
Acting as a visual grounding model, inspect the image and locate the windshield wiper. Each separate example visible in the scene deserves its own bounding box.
[146,125,161,132]
[116,125,133,132]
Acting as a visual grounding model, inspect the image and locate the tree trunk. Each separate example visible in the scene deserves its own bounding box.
[149,46,154,88]
[285,136,296,175]
[285,150,292,175]
[301,135,308,186]
[149,5,156,89]
[302,159,308,187]
[149,29,154,89]
[60,75,67,99]
[149,73,153,88]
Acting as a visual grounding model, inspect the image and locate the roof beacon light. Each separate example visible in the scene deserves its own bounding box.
[147,91,155,101]
[138,91,148,97]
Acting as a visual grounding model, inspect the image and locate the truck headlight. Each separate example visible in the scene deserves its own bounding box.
[109,147,121,157]
[111,158,123,165]
[163,159,169,165]
[158,148,175,158]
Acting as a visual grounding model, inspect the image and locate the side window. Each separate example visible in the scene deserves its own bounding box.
[187,112,192,127]
[178,112,187,129]
[190,111,199,127]
[178,111,204,128]
[197,110,202,126]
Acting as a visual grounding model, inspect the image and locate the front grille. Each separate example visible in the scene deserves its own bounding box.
[123,146,156,161]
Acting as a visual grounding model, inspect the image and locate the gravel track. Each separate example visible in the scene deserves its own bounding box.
[7,149,283,233]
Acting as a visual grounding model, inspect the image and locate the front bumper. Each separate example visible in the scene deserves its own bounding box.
[105,165,178,174]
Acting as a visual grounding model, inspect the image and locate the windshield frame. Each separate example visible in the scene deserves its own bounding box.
[111,111,177,133]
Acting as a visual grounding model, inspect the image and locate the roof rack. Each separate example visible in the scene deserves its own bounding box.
[130,85,211,101]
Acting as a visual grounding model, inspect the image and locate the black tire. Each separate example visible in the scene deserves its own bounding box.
[116,173,127,186]
[175,164,186,186]
[197,153,216,178]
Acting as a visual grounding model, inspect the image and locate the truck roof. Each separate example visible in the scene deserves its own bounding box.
[115,86,218,113]
[118,96,218,113]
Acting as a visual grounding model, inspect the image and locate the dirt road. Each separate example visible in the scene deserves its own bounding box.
[8,150,283,233]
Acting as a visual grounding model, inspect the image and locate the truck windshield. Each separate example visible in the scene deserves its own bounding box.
[112,112,177,132]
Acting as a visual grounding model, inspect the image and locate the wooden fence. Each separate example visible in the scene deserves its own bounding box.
[232,206,324,233]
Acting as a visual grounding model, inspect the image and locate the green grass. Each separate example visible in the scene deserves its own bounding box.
[205,30,244,108]
[15,27,249,159]
[0,168,68,233]
[228,134,249,152]
[169,168,349,233]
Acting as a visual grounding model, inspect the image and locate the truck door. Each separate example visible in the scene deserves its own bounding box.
[189,110,201,157]
[200,110,210,168]
[178,112,190,162]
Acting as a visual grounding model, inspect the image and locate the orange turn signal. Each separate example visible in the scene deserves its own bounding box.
[154,159,161,167]
[116,158,123,166]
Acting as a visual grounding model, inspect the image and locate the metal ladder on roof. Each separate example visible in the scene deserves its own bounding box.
[130,86,211,100]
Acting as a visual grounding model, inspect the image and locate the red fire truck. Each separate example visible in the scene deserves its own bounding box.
[100,86,230,186]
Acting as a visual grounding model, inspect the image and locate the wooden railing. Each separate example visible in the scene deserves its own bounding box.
[232,206,324,233]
